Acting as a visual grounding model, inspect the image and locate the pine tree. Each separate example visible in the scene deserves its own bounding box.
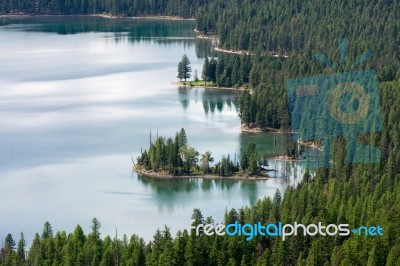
[178,128,187,147]
[208,58,217,83]
[27,233,42,265]
[42,221,53,239]
[177,54,192,82]
[16,232,26,265]
[202,57,210,86]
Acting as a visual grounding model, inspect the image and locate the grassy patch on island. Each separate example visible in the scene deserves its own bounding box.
[181,80,217,87]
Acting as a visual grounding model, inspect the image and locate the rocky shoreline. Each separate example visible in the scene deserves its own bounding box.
[172,81,248,91]
[214,47,254,55]
[241,125,282,133]
[133,165,269,180]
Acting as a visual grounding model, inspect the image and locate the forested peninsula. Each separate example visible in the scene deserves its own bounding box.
[1,0,400,265]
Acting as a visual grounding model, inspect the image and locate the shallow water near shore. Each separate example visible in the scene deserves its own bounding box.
[0,16,307,243]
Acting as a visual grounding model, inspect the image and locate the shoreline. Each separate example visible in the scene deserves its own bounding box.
[196,35,219,40]
[131,15,195,21]
[214,47,254,55]
[275,155,301,162]
[193,29,219,40]
[1,14,288,58]
[172,81,248,91]
[194,30,219,40]
[0,13,195,21]
[241,125,282,133]
[133,165,269,180]
[297,140,323,151]
[239,127,322,162]
[214,47,289,58]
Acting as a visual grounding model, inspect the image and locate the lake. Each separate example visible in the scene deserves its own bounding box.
[0,16,306,243]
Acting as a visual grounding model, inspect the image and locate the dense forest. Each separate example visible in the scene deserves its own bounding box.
[0,0,208,18]
[196,0,399,130]
[136,128,262,177]
[1,0,400,265]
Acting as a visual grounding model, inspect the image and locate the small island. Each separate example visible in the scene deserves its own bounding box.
[133,128,268,180]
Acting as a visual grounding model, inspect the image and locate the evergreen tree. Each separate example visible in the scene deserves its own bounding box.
[177,128,187,147]
[209,58,217,83]
[16,232,26,265]
[202,57,210,85]
[177,54,192,82]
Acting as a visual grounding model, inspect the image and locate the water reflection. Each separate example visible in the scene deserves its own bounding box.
[178,87,240,114]
[0,16,213,58]
[137,174,200,194]
[137,175,246,194]
[137,174,266,208]
[0,16,192,35]
[194,40,215,59]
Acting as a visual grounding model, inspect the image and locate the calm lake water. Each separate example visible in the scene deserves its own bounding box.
[0,16,306,243]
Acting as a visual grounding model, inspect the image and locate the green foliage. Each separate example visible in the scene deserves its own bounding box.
[201,57,210,83]
[240,142,259,174]
[213,154,239,177]
[195,0,400,128]
[16,232,25,265]
[201,57,217,86]
[181,80,217,86]
[137,128,261,176]
[200,151,214,174]
[177,54,192,82]
[196,0,400,82]
[238,90,256,127]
